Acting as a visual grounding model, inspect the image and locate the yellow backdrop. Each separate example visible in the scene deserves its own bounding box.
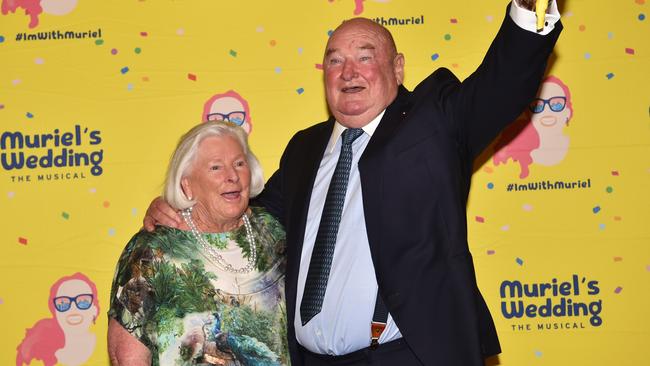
[1,0,648,365]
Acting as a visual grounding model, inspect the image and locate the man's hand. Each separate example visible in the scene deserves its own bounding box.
[143,197,181,232]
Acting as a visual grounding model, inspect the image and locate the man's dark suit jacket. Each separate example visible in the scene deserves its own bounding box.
[258,6,562,366]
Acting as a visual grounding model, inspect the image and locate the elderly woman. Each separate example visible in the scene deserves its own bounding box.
[108,121,288,365]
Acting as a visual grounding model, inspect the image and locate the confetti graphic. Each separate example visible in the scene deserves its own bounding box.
[431,53,439,61]
[95,39,104,45]
[592,206,601,214]
[26,112,34,118]
[120,66,129,74]
[18,237,28,245]
[34,57,44,64]
[296,87,305,95]
[475,216,485,223]
[516,257,524,266]
[61,212,70,220]
[625,48,635,55]
[487,182,494,189]
[487,250,496,255]
[614,286,623,294]
[613,257,623,262]
[187,73,197,81]
[606,73,614,79]
[103,201,110,208]
[229,49,237,57]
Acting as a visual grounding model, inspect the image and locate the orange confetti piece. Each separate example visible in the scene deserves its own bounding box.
[187,73,197,81]
[614,216,622,221]
[483,166,494,174]
[269,40,277,47]
[103,201,110,208]
[613,257,623,262]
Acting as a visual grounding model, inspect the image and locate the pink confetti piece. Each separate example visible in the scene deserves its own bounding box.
[614,286,623,294]
[256,26,264,33]
[176,28,185,35]
[34,57,44,64]
[486,15,494,22]
[646,265,650,272]
[522,204,533,211]
[89,188,96,194]
[12,79,21,85]
[611,170,620,176]
[487,250,495,255]
[625,48,635,55]
[613,257,623,262]
[111,48,118,55]
[187,73,197,81]
[315,63,323,70]
[140,31,148,37]
[8,191,15,198]
[501,225,510,231]
[0,298,3,304]
[450,18,458,23]
[475,216,485,223]
[18,237,27,245]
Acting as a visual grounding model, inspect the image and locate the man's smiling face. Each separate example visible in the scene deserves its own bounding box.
[323,18,404,128]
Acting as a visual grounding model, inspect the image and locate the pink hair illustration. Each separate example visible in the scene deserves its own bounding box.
[16,272,100,366]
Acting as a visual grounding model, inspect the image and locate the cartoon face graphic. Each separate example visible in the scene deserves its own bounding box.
[1,0,78,28]
[53,279,98,334]
[529,81,572,136]
[492,75,574,178]
[202,90,252,134]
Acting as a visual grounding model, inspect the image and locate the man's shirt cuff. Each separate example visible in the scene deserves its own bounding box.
[510,0,561,35]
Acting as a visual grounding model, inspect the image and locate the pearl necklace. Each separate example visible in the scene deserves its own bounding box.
[181,207,257,274]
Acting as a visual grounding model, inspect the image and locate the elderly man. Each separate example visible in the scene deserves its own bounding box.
[146,1,562,364]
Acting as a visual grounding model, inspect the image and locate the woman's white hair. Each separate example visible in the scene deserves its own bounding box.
[163,121,264,210]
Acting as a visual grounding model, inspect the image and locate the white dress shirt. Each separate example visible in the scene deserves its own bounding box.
[295,1,560,355]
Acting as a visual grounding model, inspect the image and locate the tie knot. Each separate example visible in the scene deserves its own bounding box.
[342,128,364,146]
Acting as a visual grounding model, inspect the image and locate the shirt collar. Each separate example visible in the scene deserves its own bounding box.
[326,110,386,153]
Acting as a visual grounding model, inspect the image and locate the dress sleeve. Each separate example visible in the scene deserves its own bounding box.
[108,231,158,351]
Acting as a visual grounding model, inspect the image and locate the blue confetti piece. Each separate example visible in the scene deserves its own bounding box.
[431,53,439,61]
[639,13,646,21]
[593,206,601,214]
[0,35,4,43]
[516,257,524,266]
[120,66,129,74]
[327,30,334,37]
[535,350,543,358]
[487,182,494,189]
[275,67,282,74]
[108,228,116,236]
[131,208,138,216]
[298,47,304,54]
[584,52,591,60]
[127,83,134,91]
[599,223,606,230]
[607,32,614,39]
[296,87,304,95]
[606,73,614,79]
[26,112,34,118]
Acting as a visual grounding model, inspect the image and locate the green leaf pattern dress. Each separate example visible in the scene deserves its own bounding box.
[109,207,289,366]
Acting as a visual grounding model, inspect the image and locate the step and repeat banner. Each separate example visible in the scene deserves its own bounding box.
[1,0,648,365]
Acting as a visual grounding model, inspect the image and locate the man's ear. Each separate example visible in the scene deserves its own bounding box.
[394,53,405,85]
[181,177,193,200]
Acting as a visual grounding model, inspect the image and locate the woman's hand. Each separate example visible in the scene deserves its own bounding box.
[107,318,151,365]
[143,197,181,232]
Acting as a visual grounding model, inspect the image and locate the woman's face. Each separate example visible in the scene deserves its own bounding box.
[182,135,251,226]
[53,279,97,333]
